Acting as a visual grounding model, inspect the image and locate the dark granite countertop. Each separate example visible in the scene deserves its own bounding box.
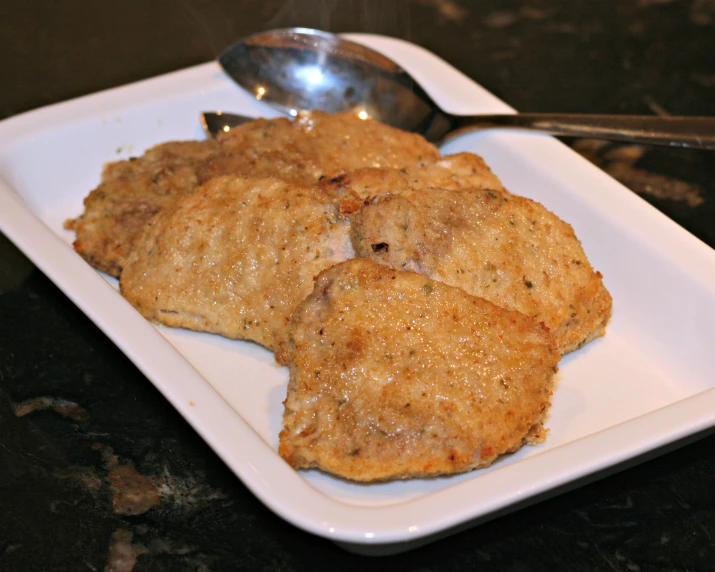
[1,1,714,570]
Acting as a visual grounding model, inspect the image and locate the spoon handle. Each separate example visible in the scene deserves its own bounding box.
[450,113,715,149]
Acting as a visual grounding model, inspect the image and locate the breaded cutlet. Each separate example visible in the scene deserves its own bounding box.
[350,188,612,354]
[319,152,504,199]
[120,176,357,351]
[196,110,441,186]
[72,111,439,276]
[72,140,217,276]
[278,258,559,482]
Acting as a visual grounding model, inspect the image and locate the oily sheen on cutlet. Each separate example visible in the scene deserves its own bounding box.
[350,188,612,354]
[197,110,441,186]
[72,140,217,277]
[119,176,355,351]
[72,111,440,277]
[278,259,559,482]
[319,152,505,199]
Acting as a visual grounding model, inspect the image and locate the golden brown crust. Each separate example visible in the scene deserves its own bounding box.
[73,112,438,276]
[72,140,218,277]
[67,110,614,483]
[319,152,505,199]
[119,176,356,351]
[197,110,441,186]
[279,259,559,482]
[350,188,612,354]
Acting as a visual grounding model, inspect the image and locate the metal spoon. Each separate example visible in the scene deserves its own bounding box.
[214,27,715,149]
[200,110,254,137]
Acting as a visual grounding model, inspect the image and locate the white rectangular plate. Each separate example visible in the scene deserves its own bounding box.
[2,34,715,555]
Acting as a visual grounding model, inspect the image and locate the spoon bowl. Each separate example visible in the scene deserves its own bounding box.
[217,28,715,148]
[218,28,452,141]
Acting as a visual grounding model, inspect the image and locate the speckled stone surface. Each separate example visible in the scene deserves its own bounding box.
[1,1,714,570]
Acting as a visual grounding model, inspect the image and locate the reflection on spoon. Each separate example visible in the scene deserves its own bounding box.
[216,27,715,149]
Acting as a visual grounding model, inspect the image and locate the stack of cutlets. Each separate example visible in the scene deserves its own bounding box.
[70,111,611,482]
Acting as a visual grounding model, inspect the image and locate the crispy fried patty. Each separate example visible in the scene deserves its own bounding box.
[73,140,217,276]
[197,110,441,186]
[278,259,558,482]
[73,111,439,276]
[318,152,504,199]
[119,176,356,351]
[350,188,612,354]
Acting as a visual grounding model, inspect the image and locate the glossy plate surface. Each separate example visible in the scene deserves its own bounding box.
[1,34,714,555]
